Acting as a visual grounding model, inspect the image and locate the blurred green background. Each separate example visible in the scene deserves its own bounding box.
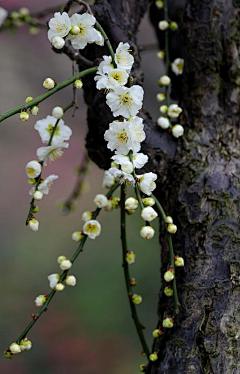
[0,1,164,373]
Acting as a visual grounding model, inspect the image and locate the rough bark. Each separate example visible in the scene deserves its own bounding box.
[63,0,240,372]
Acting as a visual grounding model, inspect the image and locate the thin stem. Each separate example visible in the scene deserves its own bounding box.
[128,152,144,211]
[164,0,170,106]
[26,102,74,225]
[14,182,120,345]
[120,184,150,358]
[152,194,180,314]
[0,67,98,123]
[95,21,116,67]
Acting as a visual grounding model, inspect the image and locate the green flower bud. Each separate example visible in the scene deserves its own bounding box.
[4,350,13,359]
[156,93,165,102]
[163,317,174,328]
[111,197,120,209]
[167,223,177,234]
[139,364,146,372]
[30,106,39,116]
[149,352,158,361]
[75,79,83,89]
[130,278,137,286]
[164,269,174,282]
[126,251,136,265]
[19,111,30,121]
[159,105,168,114]
[157,50,165,60]
[32,205,39,214]
[169,22,178,31]
[164,286,173,297]
[175,256,184,267]
[166,216,173,224]
[28,178,36,185]
[25,96,33,103]
[142,197,155,207]
[132,294,142,305]
[155,0,164,9]
[70,25,80,35]
[152,329,163,338]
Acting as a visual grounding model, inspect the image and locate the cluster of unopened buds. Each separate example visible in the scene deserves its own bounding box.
[4,338,32,359]
[0,6,41,35]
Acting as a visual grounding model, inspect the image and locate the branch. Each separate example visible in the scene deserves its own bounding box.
[0,67,98,123]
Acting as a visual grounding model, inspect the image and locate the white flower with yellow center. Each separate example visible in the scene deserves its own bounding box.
[34,115,72,144]
[102,170,115,188]
[67,13,99,50]
[0,7,8,27]
[171,58,184,75]
[83,220,101,239]
[137,172,157,196]
[36,141,69,165]
[115,42,134,73]
[112,152,148,169]
[106,85,144,118]
[168,104,182,118]
[29,174,59,196]
[25,160,42,178]
[98,55,114,74]
[95,68,128,90]
[48,12,71,41]
[108,167,135,186]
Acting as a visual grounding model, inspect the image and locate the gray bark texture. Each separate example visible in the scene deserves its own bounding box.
[63,0,240,373]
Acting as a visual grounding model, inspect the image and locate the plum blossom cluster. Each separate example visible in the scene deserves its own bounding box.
[4,338,32,359]
[25,107,72,232]
[47,11,104,50]
[155,2,184,139]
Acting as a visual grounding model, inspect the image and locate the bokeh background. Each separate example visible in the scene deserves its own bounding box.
[0,1,164,372]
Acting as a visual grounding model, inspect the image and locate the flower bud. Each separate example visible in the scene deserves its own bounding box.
[29,26,40,35]
[26,160,42,178]
[164,286,173,297]
[9,343,21,355]
[132,294,142,305]
[4,350,13,359]
[28,218,39,232]
[111,197,120,209]
[164,269,174,282]
[105,200,113,212]
[155,0,164,8]
[126,251,136,265]
[10,11,20,20]
[19,111,29,121]
[28,178,36,185]
[152,329,163,338]
[48,273,60,288]
[157,51,165,60]
[51,36,65,49]
[130,278,137,286]
[169,21,178,31]
[25,96,33,103]
[66,275,76,286]
[157,116,170,129]
[70,25,80,35]
[32,205,39,213]
[166,216,173,224]
[175,256,184,267]
[142,197,155,207]
[121,161,134,174]
[57,255,66,264]
[168,104,182,118]
[43,78,55,90]
[140,226,155,239]
[156,93,165,102]
[139,364,146,372]
[75,79,83,89]
[159,105,168,114]
[167,223,177,234]
[52,106,64,119]
[72,231,84,242]
[94,194,108,208]
[141,207,158,222]
[158,20,169,30]
[35,294,46,307]
[172,124,184,138]
[163,317,174,328]
[33,190,43,201]
[60,259,72,270]
[158,75,171,86]
[30,106,39,116]
[81,210,92,222]
[149,352,158,361]
[20,338,32,351]
[125,197,138,211]
[19,7,30,17]
[55,282,65,292]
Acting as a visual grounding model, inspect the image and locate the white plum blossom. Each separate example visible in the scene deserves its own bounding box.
[98,55,114,75]
[141,207,158,222]
[171,58,184,75]
[157,116,170,129]
[112,153,148,169]
[0,7,8,27]
[48,274,60,289]
[125,197,138,211]
[172,124,184,138]
[66,275,77,286]
[51,36,65,49]
[94,30,104,46]
[35,295,47,307]
[28,218,39,232]
[9,343,21,355]
[104,117,145,154]
[93,194,108,208]
[108,167,135,186]
[168,104,182,118]
[102,170,115,188]
[121,161,134,174]
[20,339,32,351]
[95,68,128,90]
[82,211,92,222]
[140,226,155,239]
[37,141,69,165]
[83,220,101,239]
[48,12,71,42]
[25,160,42,178]
[67,13,99,50]
[138,172,157,196]
[34,116,72,144]
[38,174,59,195]
[106,85,144,118]
[115,42,134,73]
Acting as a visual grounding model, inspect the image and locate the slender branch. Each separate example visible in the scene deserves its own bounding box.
[164,0,170,106]
[95,21,117,68]
[152,194,180,314]
[25,102,74,225]
[14,182,120,345]
[120,184,150,358]
[128,152,144,211]
[0,67,98,123]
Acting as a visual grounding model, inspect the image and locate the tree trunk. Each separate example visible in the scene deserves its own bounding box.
[64,0,240,372]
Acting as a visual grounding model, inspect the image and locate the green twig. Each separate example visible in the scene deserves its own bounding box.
[14,182,120,345]
[95,21,116,68]
[120,184,150,358]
